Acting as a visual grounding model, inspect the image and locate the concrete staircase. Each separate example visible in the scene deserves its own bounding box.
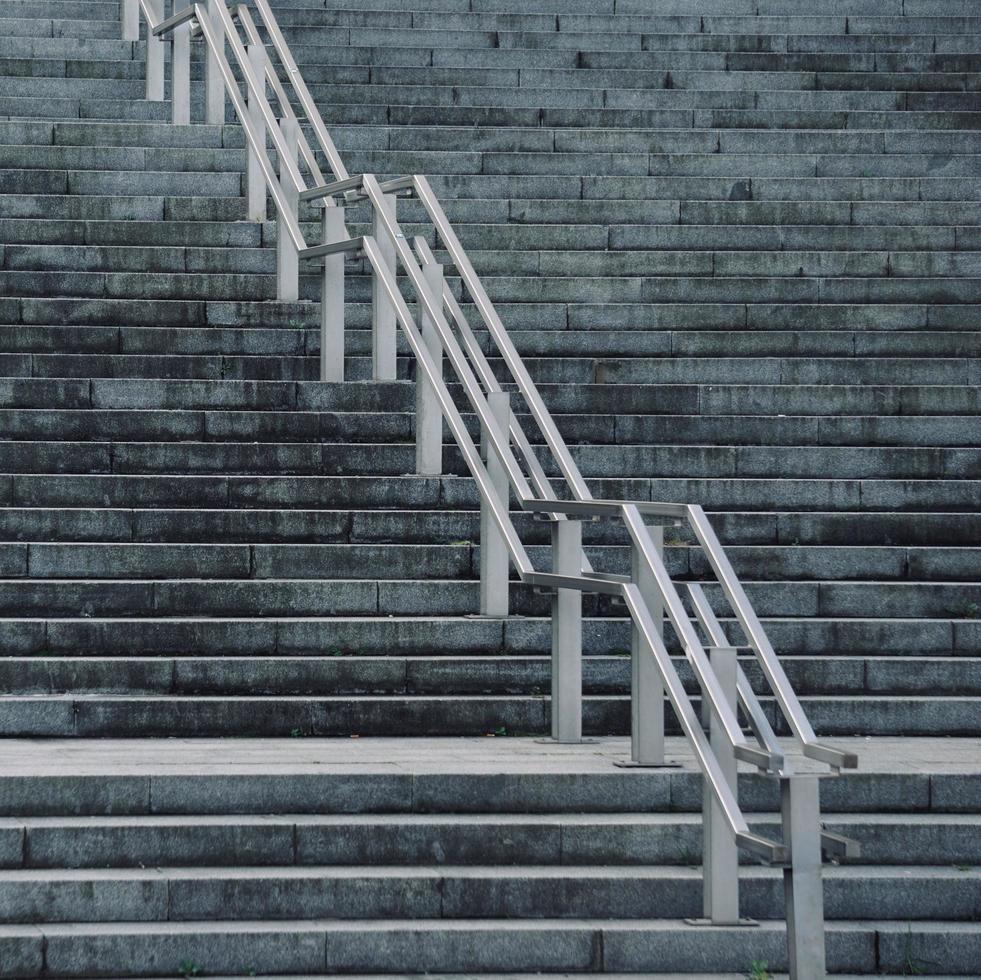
[0,0,979,974]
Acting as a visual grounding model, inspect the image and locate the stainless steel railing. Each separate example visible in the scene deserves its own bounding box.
[119,2,858,974]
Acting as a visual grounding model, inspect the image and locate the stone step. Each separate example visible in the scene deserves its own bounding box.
[2,615,976,658]
[9,119,981,155]
[1,437,977,479]
[0,654,976,698]
[0,916,974,976]
[0,575,975,619]
[2,810,977,869]
[2,507,979,547]
[1,406,977,448]
[2,471,975,513]
[3,378,979,417]
[0,863,976,924]
[10,241,981,279]
[0,690,977,737]
[2,540,975,581]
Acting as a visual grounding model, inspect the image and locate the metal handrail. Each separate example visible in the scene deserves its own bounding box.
[119,2,857,966]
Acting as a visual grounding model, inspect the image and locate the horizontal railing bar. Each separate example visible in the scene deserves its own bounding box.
[738,831,789,864]
[299,236,364,262]
[299,174,364,202]
[522,498,689,520]
[821,830,861,860]
[152,5,197,35]
[523,572,624,597]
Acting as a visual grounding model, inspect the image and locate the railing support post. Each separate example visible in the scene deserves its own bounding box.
[245,43,267,223]
[277,116,300,303]
[415,260,444,476]
[781,775,827,980]
[371,192,398,380]
[145,0,164,101]
[121,0,139,41]
[204,0,226,125]
[479,391,510,617]
[319,206,346,382]
[170,16,191,125]
[627,524,667,765]
[550,517,583,743]
[702,644,741,924]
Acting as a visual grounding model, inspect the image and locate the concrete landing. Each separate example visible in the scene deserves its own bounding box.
[0,735,975,776]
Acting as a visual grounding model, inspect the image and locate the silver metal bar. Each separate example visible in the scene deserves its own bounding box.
[319,206,346,383]
[412,174,593,502]
[688,582,785,769]
[416,260,444,477]
[299,174,365,203]
[235,5,324,189]
[244,42,266,223]
[703,644,741,924]
[203,0,225,125]
[122,0,139,41]
[277,115,300,303]
[551,517,583,743]
[523,571,629,598]
[362,175,535,505]
[371,190,398,381]
[781,775,828,980]
[480,391,511,617]
[361,235,533,578]
[143,0,165,100]
[151,4,197,35]
[631,525,665,765]
[299,236,364,262]
[249,0,349,182]
[687,504,857,771]
[171,13,191,125]
[521,497,689,520]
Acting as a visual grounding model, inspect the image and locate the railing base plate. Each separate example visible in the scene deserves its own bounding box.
[683,918,759,928]
[613,759,682,769]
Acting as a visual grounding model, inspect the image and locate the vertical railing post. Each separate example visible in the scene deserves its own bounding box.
[245,43,267,223]
[702,644,741,924]
[170,11,191,125]
[781,776,827,980]
[415,260,444,476]
[145,0,165,101]
[319,205,346,382]
[616,524,668,767]
[121,0,139,40]
[550,517,583,743]
[479,391,510,617]
[204,0,225,125]
[277,116,300,303]
[371,193,398,380]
